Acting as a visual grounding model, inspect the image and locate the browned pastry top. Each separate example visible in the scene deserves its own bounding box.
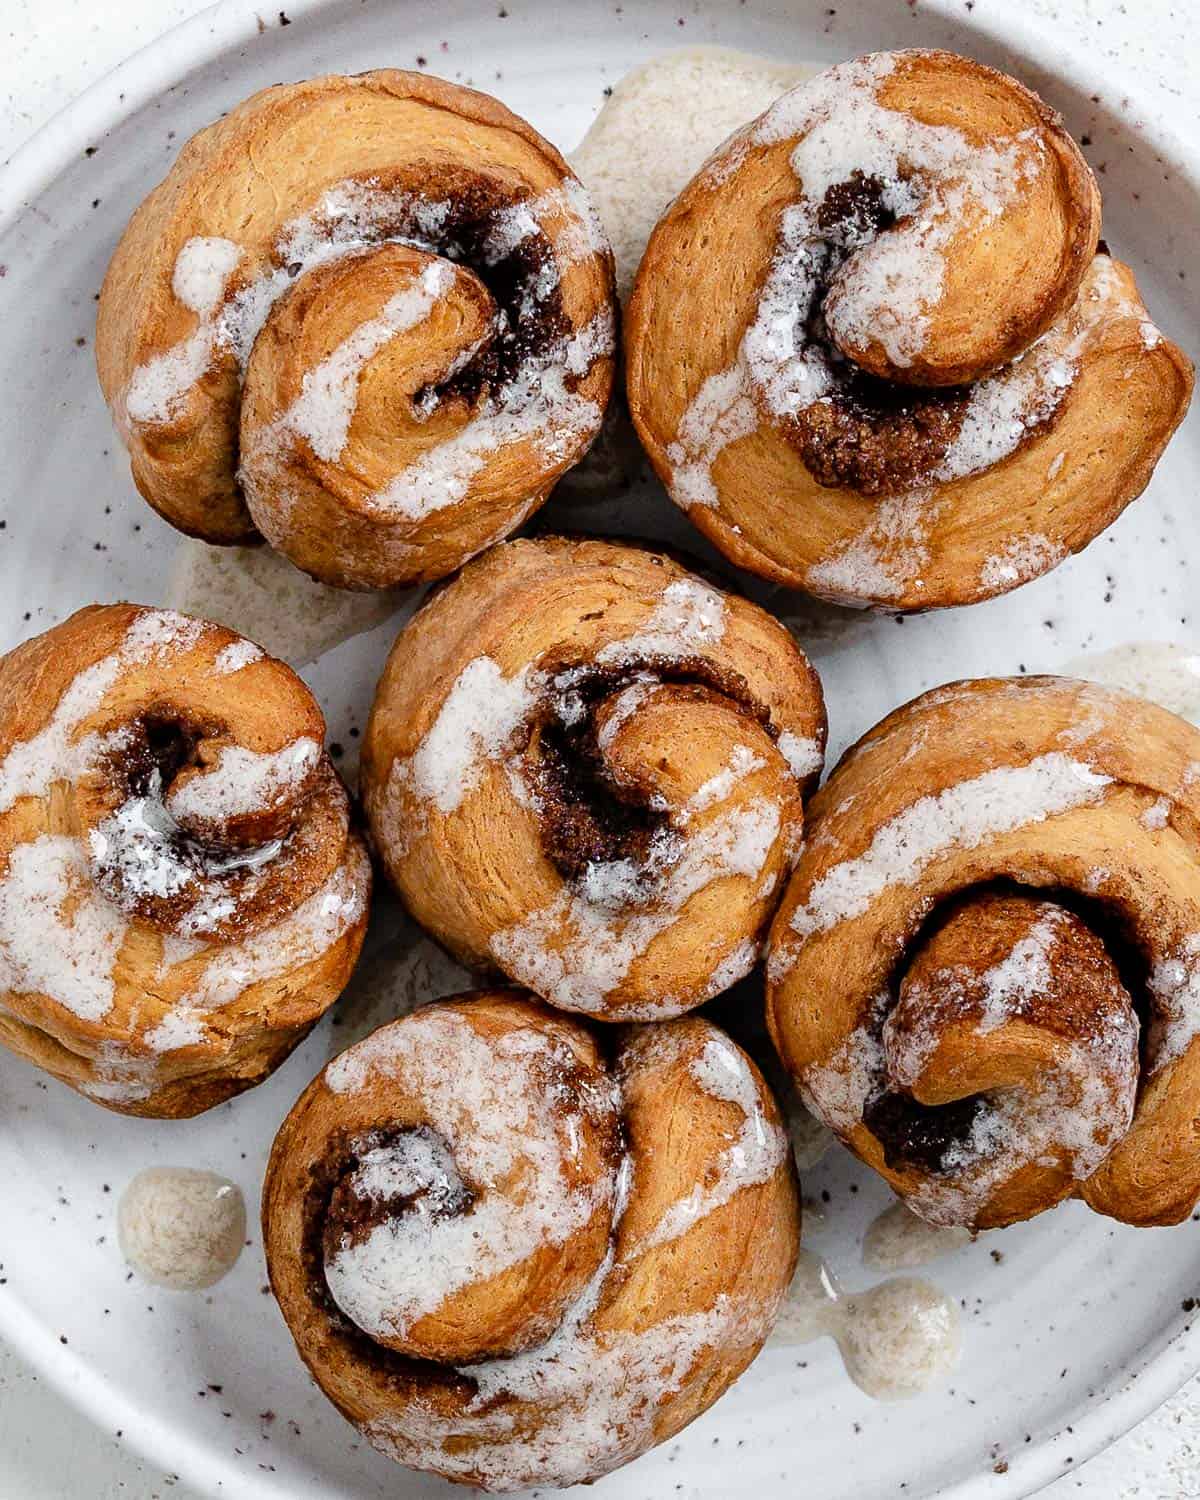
[263,991,799,1490]
[626,49,1193,609]
[97,70,616,588]
[0,603,369,1116]
[361,536,827,1020]
[767,674,1200,1229]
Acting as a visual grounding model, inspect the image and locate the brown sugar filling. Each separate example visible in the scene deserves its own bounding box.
[774,173,1054,495]
[863,883,1148,1176]
[523,655,774,887]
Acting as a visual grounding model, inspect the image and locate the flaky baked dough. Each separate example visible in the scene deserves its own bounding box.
[626,49,1193,609]
[263,991,799,1491]
[767,675,1200,1229]
[0,604,369,1116]
[97,70,616,587]
[361,536,826,1020]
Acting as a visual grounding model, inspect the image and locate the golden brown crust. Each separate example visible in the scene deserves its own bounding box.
[262,991,799,1491]
[96,70,616,584]
[766,675,1200,1228]
[0,604,370,1117]
[361,536,826,1020]
[625,49,1193,610]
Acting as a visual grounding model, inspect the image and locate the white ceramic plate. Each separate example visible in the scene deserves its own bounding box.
[0,1,1197,1497]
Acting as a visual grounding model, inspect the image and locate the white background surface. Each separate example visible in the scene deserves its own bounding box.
[0,1,1197,1496]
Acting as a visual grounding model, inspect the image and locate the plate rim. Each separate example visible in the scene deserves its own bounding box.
[0,0,1197,1496]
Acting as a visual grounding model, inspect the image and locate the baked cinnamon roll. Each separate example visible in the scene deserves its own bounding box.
[626,49,1193,609]
[97,71,616,588]
[767,675,1200,1228]
[263,991,798,1490]
[0,605,369,1116]
[361,536,826,1020]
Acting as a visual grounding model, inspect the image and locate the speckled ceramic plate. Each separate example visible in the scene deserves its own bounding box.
[0,1,1197,1497]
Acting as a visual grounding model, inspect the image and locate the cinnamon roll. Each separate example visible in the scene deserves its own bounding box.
[767,675,1200,1228]
[96,71,616,588]
[263,991,798,1490]
[0,605,369,1116]
[361,536,826,1020]
[626,49,1193,609]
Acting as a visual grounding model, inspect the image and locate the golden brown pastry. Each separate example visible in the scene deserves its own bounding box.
[361,536,826,1020]
[96,71,616,588]
[626,49,1193,609]
[766,675,1200,1229]
[263,990,798,1490]
[0,604,369,1116]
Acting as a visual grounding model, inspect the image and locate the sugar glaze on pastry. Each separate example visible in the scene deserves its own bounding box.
[362,537,826,1020]
[263,993,799,1490]
[97,72,617,589]
[0,605,369,1116]
[627,49,1193,609]
[768,675,1200,1229]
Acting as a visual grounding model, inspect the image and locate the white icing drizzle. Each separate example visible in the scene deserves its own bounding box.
[385,572,805,1014]
[283,260,455,462]
[862,1201,972,1271]
[212,639,264,674]
[362,1144,775,1491]
[596,577,728,663]
[821,907,1139,1227]
[0,836,129,1022]
[795,999,890,1135]
[899,1027,1137,1228]
[682,744,765,822]
[806,489,939,607]
[1148,934,1200,1072]
[778,730,822,780]
[784,753,1113,944]
[664,54,1153,586]
[396,658,544,816]
[146,847,368,1050]
[637,1031,786,1250]
[117,1166,245,1291]
[706,935,761,993]
[361,308,614,522]
[772,1247,960,1400]
[979,533,1067,592]
[324,1008,613,1343]
[747,55,1037,371]
[490,798,780,1016]
[125,175,614,530]
[0,608,209,816]
[125,238,243,423]
[165,738,320,823]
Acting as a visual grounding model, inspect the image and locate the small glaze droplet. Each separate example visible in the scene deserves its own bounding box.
[772,1248,960,1400]
[118,1167,245,1291]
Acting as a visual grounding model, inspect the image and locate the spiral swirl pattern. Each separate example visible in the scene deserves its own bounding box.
[767,675,1200,1229]
[626,49,1192,609]
[361,537,826,1020]
[263,991,798,1491]
[0,604,369,1116]
[97,71,616,588]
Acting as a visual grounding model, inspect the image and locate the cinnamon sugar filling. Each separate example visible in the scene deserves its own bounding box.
[522,655,774,885]
[863,881,1148,1177]
[283,167,575,422]
[779,175,1053,496]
